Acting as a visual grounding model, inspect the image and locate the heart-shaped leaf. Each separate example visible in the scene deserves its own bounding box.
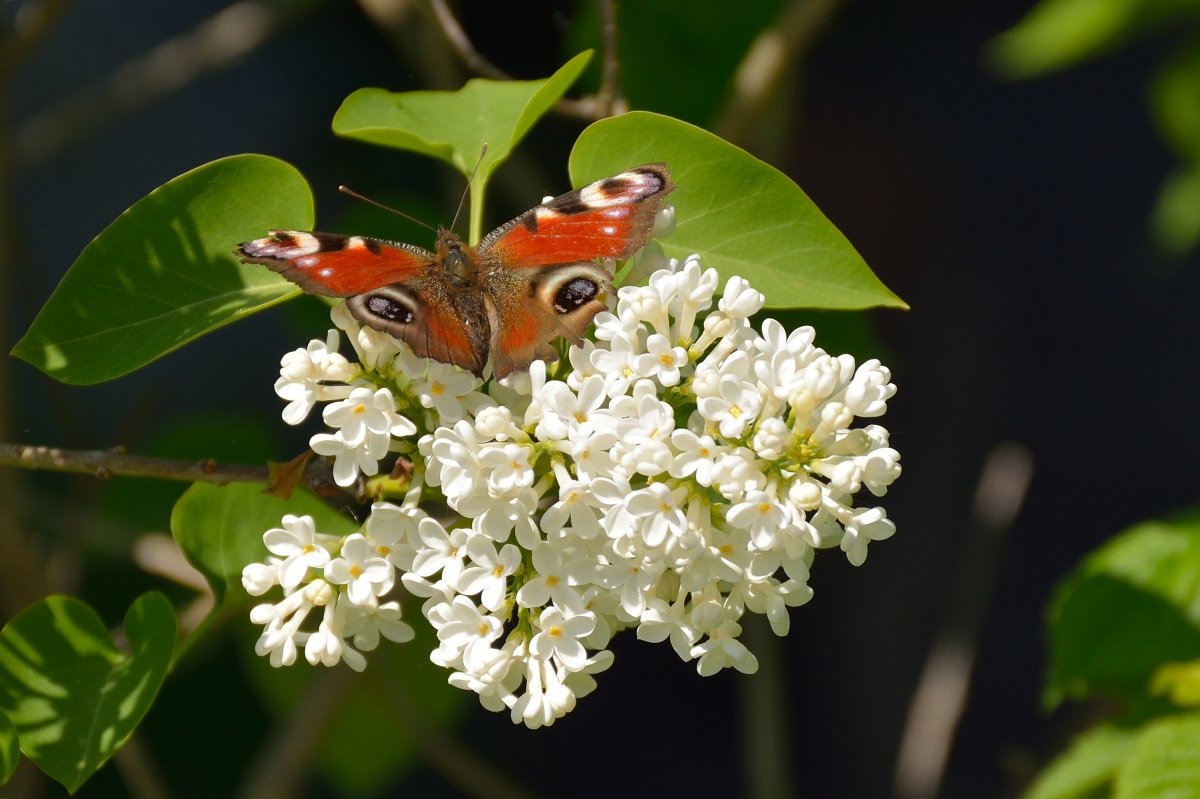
[333,51,590,182]
[12,155,313,385]
[570,112,907,310]
[172,481,358,605]
[332,52,591,241]
[0,593,176,793]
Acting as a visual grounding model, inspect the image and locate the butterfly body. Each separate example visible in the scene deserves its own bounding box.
[239,164,674,378]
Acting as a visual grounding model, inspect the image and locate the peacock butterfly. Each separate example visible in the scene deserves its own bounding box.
[238,164,674,378]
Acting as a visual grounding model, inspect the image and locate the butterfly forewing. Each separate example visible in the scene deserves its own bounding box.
[479,164,674,268]
[238,231,434,296]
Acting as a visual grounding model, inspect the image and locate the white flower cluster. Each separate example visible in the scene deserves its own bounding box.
[243,250,901,728]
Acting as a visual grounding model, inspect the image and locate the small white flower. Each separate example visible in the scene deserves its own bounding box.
[457,537,521,612]
[410,517,470,584]
[622,483,689,549]
[310,429,389,487]
[263,515,332,590]
[516,544,586,612]
[634,333,688,386]
[529,606,596,672]
[698,374,762,439]
[324,534,394,605]
[691,620,759,676]
[323,386,415,446]
[478,442,535,494]
[412,361,484,423]
[668,430,726,486]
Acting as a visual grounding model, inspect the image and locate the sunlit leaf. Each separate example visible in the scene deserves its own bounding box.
[1046,511,1200,707]
[1024,724,1135,799]
[0,593,176,793]
[0,711,17,786]
[571,111,906,310]
[987,0,1200,78]
[1114,714,1200,799]
[11,155,313,384]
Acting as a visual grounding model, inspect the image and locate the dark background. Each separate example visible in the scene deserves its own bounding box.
[3,1,1197,797]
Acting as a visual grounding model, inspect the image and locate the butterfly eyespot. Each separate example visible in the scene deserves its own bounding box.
[553,277,601,314]
[365,293,416,324]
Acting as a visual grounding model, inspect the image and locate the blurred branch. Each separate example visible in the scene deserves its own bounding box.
[236,668,355,799]
[383,677,534,799]
[738,616,797,799]
[893,443,1035,799]
[429,0,508,80]
[0,443,352,501]
[424,0,626,120]
[714,0,843,147]
[12,0,317,170]
[113,734,174,799]
[0,0,72,77]
[1,443,271,483]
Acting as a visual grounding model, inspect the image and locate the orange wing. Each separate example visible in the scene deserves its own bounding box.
[237,231,433,296]
[479,164,674,268]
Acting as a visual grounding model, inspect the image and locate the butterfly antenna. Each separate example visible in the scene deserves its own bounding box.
[338,186,436,233]
[449,143,488,234]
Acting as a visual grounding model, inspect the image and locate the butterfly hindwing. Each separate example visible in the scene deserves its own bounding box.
[483,261,612,378]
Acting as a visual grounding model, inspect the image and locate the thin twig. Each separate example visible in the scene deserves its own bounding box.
[428,0,509,80]
[12,0,314,169]
[236,668,356,799]
[594,0,628,117]
[713,0,844,146]
[0,443,271,484]
[423,0,624,122]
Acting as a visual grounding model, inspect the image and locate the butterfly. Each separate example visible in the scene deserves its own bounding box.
[238,164,674,379]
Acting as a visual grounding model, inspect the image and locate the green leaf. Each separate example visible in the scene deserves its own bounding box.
[171,482,357,604]
[1115,714,1200,799]
[12,155,313,385]
[1152,165,1200,255]
[332,52,591,240]
[0,710,17,786]
[1152,43,1200,164]
[1025,725,1137,799]
[0,593,176,793]
[1047,511,1200,707]
[570,111,906,310]
[986,0,1200,78]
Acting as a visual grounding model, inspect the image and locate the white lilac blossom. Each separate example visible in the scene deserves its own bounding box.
[244,232,901,727]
